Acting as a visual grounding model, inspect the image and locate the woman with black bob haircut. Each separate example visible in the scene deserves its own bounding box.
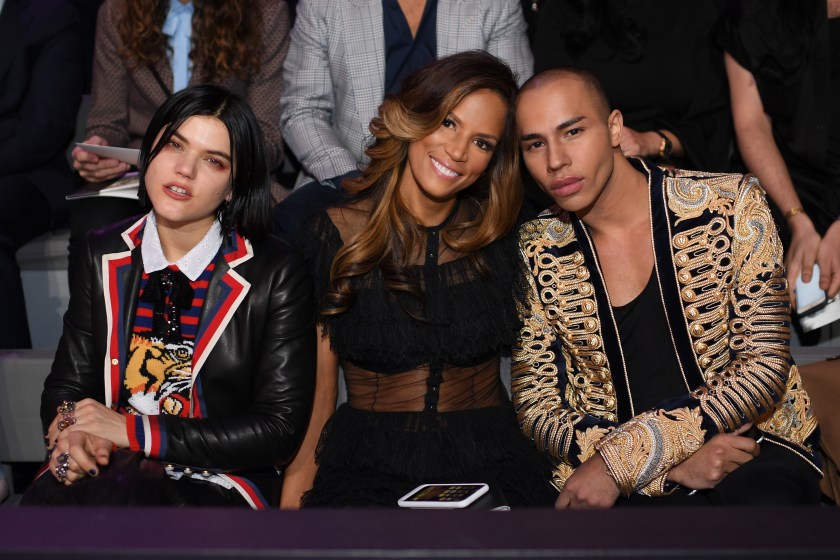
[281,51,557,508]
[23,84,316,508]
[136,83,271,241]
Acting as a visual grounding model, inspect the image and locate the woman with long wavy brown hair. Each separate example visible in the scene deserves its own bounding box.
[68,0,289,271]
[282,50,556,508]
[114,0,263,84]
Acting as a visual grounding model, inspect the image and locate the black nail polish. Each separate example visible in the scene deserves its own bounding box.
[89,469,98,476]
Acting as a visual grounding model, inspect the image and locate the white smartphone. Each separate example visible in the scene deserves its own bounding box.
[796,264,827,315]
[397,483,490,509]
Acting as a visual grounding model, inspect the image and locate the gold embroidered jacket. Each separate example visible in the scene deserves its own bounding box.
[513,160,820,497]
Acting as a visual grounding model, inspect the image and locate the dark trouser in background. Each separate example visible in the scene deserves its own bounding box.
[0,175,52,349]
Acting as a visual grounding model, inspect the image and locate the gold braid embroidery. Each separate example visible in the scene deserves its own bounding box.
[757,365,819,450]
[672,217,733,374]
[513,217,616,486]
[596,407,706,496]
[732,178,779,282]
[667,171,738,224]
[670,174,815,448]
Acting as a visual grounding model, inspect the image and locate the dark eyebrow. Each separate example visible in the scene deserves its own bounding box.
[520,115,586,143]
[557,115,586,130]
[447,111,500,143]
[171,130,231,161]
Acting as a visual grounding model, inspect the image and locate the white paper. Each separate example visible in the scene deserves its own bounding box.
[65,173,139,200]
[75,143,140,166]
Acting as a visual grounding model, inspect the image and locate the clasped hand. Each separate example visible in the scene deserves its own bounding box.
[46,399,129,485]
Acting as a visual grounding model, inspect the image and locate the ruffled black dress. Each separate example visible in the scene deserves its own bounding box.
[299,202,556,507]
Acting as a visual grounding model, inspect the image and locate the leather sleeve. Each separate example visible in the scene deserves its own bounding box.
[127,245,317,470]
[41,229,112,432]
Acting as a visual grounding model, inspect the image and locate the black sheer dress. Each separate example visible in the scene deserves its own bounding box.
[299,201,556,507]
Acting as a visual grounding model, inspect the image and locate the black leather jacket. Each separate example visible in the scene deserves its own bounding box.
[41,216,316,506]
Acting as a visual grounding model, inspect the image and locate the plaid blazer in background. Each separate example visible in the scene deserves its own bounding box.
[281,0,534,186]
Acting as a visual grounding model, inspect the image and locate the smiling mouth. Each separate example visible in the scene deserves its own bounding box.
[430,156,460,178]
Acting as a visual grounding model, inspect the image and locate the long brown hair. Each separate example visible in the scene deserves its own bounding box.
[116,0,262,82]
[324,50,523,316]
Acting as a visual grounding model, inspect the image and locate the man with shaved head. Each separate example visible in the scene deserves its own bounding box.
[512,68,823,508]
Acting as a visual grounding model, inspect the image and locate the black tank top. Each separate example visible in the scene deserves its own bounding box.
[612,269,688,418]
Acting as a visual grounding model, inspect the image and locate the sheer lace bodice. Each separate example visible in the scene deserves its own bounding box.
[300,201,526,412]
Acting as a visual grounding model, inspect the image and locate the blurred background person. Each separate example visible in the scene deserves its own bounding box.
[721,0,840,343]
[69,0,290,268]
[0,0,84,348]
[528,0,732,172]
[274,0,534,245]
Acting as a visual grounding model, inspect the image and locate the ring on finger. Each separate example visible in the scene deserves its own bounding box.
[55,452,71,480]
[57,401,76,415]
[58,416,76,431]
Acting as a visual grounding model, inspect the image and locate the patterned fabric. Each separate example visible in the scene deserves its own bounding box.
[513,159,821,497]
[42,213,317,508]
[281,0,534,186]
[86,0,288,173]
[121,263,214,417]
